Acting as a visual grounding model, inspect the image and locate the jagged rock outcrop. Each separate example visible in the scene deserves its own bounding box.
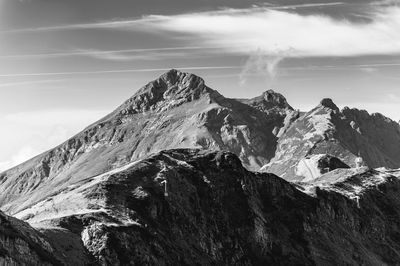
[238,89,293,115]
[237,90,299,137]
[0,70,292,216]
[262,98,400,181]
[4,149,400,266]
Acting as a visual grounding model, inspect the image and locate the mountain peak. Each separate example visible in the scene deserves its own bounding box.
[239,89,293,114]
[262,89,290,106]
[117,69,209,115]
[319,98,339,111]
[158,69,204,87]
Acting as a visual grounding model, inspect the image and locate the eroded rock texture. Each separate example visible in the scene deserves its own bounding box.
[263,98,400,181]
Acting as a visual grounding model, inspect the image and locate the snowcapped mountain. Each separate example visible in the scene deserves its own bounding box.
[1,70,400,265]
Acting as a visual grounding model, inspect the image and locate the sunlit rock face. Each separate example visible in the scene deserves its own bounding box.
[294,154,350,182]
[262,98,400,181]
[0,70,292,216]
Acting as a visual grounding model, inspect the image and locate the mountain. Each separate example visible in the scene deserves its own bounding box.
[262,98,400,181]
[0,70,296,216]
[1,70,400,265]
[1,70,399,214]
[3,149,400,265]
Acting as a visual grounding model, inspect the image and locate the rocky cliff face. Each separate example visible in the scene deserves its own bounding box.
[0,70,291,216]
[263,98,400,181]
[3,149,400,265]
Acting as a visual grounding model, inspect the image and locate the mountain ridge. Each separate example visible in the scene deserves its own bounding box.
[1,70,399,215]
[0,70,291,215]
[3,149,400,265]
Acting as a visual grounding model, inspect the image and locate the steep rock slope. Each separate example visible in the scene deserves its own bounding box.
[0,210,67,265]
[263,98,400,181]
[7,149,400,266]
[0,70,292,215]
[237,89,298,137]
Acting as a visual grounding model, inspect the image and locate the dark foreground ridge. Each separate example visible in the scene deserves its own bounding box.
[2,149,400,265]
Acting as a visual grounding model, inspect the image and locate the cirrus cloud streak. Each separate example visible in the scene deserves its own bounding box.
[142,6,400,58]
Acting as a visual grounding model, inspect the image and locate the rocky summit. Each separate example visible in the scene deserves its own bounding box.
[1,70,400,265]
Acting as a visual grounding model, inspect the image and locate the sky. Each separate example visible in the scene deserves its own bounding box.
[0,0,399,170]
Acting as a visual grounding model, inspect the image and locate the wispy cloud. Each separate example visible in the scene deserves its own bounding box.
[0,79,64,88]
[0,46,217,60]
[71,48,187,61]
[360,67,378,73]
[140,6,400,58]
[371,0,400,6]
[240,48,294,84]
[270,2,347,10]
[0,2,348,34]
[0,16,158,34]
[0,66,241,77]
[0,146,38,172]
[3,4,400,59]
[0,109,108,172]
[386,93,400,101]
[1,62,399,78]
[287,62,400,70]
